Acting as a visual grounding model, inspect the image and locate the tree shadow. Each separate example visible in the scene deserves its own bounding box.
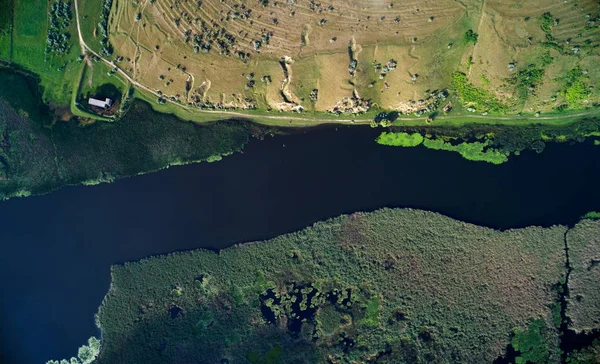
[96,306,320,364]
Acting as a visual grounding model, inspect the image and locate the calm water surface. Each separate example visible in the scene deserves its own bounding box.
[1,126,599,363]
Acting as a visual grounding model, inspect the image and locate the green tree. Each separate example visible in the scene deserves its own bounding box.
[463,29,479,44]
[46,336,100,364]
[511,319,551,364]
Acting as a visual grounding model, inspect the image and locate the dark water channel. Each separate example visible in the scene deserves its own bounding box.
[1,125,600,363]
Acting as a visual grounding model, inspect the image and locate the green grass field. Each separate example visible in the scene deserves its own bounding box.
[1,0,81,104]
[0,0,14,60]
[78,0,108,54]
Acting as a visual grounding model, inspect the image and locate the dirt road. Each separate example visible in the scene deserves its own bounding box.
[72,1,599,126]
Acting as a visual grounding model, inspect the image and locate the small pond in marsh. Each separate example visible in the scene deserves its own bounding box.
[1,67,600,363]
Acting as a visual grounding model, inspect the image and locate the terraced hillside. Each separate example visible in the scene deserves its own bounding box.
[103,0,600,115]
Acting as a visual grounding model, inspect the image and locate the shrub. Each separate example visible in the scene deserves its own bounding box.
[423,138,509,164]
[463,29,479,44]
[539,12,554,34]
[451,72,507,112]
[511,319,552,364]
[565,80,588,106]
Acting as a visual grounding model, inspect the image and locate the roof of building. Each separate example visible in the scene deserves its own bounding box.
[88,98,112,108]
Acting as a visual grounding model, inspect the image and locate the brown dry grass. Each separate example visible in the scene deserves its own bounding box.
[110,0,469,110]
[109,0,599,112]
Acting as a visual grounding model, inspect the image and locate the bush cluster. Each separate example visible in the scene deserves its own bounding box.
[46,0,71,55]
[422,137,509,164]
[563,67,589,107]
[98,0,114,56]
[463,29,479,44]
[451,71,507,112]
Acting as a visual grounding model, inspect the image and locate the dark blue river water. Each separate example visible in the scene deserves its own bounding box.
[0,125,599,363]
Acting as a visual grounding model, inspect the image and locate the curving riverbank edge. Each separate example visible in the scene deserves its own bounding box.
[69,208,600,364]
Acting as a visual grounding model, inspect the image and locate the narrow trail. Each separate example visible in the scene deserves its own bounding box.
[72,0,599,125]
[468,0,487,77]
[73,0,92,66]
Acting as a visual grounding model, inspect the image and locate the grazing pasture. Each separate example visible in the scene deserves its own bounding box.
[1,0,82,104]
[104,0,599,116]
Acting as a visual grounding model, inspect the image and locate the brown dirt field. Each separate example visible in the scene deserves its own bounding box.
[462,0,600,111]
[110,0,470,110]
[108,0,599,112]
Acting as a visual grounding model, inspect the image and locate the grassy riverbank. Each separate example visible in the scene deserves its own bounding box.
[0,94,251,199]
[95,208,576,363]
[376,117,600,164]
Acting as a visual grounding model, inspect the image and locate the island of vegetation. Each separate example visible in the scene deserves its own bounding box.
[48,209,600,364]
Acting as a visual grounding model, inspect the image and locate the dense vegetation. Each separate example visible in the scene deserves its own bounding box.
[582,212,600,219]
[563,67,590,107]
[567,339,600,364]
[0,87,252,199]
[96,208,568,363]
[508,63,547,101]
[376,132,423,147]
[422,138,509,164]
[46,0,72,55]
[391,116,600,159]
[538,12,555,38]
[98,0,114,56]
[511,319,558,364]
[565,220,600,332]
[47,337,100,364]
[376,130,510,164]
[451,72,507,112]
[380,114,600,163]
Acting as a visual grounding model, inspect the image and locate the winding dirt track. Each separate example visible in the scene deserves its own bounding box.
[72,0,599,125]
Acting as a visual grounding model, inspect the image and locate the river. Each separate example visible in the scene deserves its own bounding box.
[0,123,599,363]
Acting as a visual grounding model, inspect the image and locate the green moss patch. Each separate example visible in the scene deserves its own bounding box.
[376,132,424,147]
